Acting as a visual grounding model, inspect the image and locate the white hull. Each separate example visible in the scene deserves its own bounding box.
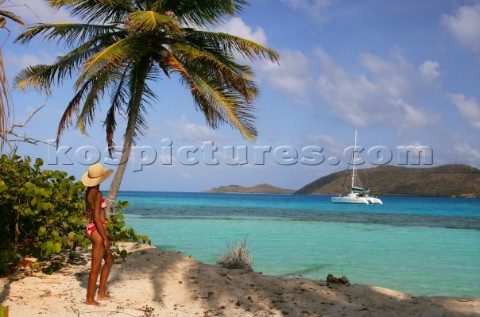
[331,193,383,205]
[368,197,383,204]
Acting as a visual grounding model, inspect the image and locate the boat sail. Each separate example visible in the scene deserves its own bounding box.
[331,129,383,205]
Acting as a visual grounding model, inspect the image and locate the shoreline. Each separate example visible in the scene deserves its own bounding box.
[1,242,479,316]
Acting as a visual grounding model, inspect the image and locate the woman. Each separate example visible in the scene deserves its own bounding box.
[82,163,114,306]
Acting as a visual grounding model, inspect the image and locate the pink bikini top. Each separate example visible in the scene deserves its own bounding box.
[86,199,107,220]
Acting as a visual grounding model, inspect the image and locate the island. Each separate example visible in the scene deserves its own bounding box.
[203,183,295,194]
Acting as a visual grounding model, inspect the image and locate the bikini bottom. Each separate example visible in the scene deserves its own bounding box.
[86,221,107,238]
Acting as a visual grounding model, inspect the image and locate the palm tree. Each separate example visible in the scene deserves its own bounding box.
[14,0,279,211]
[0,0,25,149]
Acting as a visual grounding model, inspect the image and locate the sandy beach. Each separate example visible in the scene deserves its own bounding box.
[1,242,479,317]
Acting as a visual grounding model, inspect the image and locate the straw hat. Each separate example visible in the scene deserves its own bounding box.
[81,163,113,187]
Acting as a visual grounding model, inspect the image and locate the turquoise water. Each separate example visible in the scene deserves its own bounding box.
[117,192,480,297]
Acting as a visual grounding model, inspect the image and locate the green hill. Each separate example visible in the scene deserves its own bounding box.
[204,183,295,195]
[295,164,480,198]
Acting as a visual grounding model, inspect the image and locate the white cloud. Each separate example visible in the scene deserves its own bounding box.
[448,93,480,130]
[359,52,415,99]
[453,142,480,162]
[165,116,226,142]
[304,133,345,156]
[281,0,332,21]
[314,48,439,130]
[8,0,77,24]
[418,60,440,83]
[442,3,480,56]
[257,50,313,102]
[211,17,267,44]
[5,50,54,70]
[392,100,434,130]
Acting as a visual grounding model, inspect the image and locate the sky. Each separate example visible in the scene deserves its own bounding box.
[2,0,480,192]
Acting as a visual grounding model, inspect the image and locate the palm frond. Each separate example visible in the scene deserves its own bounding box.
[14,39,101,92]
[0,9,25,26]
[57,78,93,144]
[157,0,249,26]
[76,69,115,134]
[167,54,256,140]
[104,103,117,154]
[127,10,180,34]
[185,30,279,63]
[15,23,121,48]
[172,43,258,102]
[77,36,144,88]
[124,61,153,143]
[47,0,133,24]
[104,67,130,153]
[14,64,56,93]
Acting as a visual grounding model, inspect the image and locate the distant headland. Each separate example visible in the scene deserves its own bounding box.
[203,183,295,195]
[204,164,480,198]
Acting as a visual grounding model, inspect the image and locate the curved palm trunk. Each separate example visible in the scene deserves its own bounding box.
[106,61,149,216]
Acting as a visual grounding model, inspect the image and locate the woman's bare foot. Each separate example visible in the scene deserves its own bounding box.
[97,291,113,301]
[85,299,105,306]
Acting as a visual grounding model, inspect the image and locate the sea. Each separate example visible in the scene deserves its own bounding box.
[116,191,480,297]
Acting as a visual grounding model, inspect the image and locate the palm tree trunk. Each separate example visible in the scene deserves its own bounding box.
[106,61,149,217]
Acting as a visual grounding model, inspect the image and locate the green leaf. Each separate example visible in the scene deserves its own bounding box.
[38,226,47,236]
[24,182,34,189]
[42,170,52,177]
[46,241,54,255]
[42,202,54,211]
[120,250,128,259]
[54,242,62,253]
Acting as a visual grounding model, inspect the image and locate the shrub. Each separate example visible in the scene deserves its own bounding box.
[0,154,144,275]
[0,155,88,270]
[217,237,253,271]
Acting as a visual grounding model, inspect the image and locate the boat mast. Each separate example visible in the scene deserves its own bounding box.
[351,129,358,189]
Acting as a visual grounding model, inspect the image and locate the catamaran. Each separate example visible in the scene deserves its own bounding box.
[331,129,383,205]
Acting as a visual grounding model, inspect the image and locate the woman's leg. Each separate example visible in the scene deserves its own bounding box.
[85,230,104,306]
[97,247,114,300]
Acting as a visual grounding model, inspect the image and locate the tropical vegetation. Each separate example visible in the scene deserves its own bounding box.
[0,154,142,275]
[14,0,279,212]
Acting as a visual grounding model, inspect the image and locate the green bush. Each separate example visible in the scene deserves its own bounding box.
[108,200,142,242]
[0,154,143,275]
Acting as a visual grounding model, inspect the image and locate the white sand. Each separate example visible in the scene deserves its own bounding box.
[1,242,479,316]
